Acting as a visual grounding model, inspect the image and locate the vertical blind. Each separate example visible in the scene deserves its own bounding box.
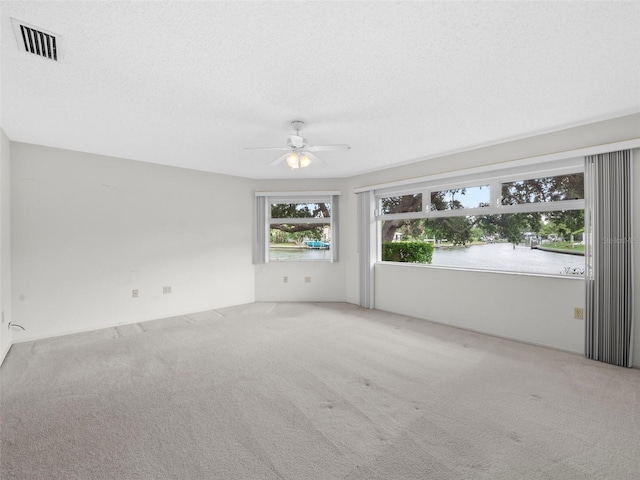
[331,195,339,263]
[254,196,268,264]
[584,149,634,367]
[357,191,376,308]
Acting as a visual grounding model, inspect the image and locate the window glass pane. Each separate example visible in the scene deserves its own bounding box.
[430,185,490,210]
[380,210,584,275]
[379,194,422,214]
[271,202,331,219]
[501,173,584,205]
[269,224,331,261]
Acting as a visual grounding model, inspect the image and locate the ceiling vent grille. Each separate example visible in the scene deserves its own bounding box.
[11,18,59,61]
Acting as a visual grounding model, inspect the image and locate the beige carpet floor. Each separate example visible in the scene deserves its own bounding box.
[1,302,639,479]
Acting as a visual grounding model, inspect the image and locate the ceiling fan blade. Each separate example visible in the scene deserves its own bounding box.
[307,144,351,152]
[304,152,327,166]
[268,153,290,166]
[245,146,290,151]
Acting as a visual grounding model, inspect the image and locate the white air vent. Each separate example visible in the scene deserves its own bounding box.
[11,18,59,61]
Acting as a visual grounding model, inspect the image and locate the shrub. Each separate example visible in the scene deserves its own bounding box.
[382,242,433,263]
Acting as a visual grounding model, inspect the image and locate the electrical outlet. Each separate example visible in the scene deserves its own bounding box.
[163,286,172,294]
[283,276,288,283]
[132,289,139,298]
[305,276,311,283]
[574,307,584,320]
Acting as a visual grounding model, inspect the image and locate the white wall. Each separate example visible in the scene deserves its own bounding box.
[11,143,255,342]
[255,262,346,302]
[350,113,640,193]
[376,264,585,353]
[0,128,12,362]
[253,178,348,302]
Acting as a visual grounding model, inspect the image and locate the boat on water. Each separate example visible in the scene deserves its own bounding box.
[304,240,330,249]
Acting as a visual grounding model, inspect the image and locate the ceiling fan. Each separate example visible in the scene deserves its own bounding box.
[246,120,350,169]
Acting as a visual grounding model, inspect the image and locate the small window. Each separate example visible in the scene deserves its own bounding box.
[430,185,490,211]
[255,192,340,263]
[501,173,584,205]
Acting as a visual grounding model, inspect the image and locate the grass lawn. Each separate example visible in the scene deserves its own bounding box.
[540,242,584,253]
[270,243,305,249]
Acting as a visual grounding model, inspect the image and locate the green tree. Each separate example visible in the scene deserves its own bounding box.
[378,176,584,245]
[547,210,584,236]
[425,217,473,245]
[477,213,530,248]
[270,203,329,238]
[380,194,422,242]
[501,174,583,205]
[382,242,433,263]
[270,229,288,244]
[428,189,474,245]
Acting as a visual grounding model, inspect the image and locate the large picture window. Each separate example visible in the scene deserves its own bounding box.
[375,163,585,276]
[255,192,340,263]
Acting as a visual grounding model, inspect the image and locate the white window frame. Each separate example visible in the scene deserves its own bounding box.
[376,163,584,219]
[255,191,341,263]
[373,160,585,272]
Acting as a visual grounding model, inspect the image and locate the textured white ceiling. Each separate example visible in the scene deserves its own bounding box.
[1,1,639,179]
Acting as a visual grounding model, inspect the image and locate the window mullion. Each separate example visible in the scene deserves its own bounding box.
[491,179,501,210]
[497,199,584,214]
[270,217,330,225]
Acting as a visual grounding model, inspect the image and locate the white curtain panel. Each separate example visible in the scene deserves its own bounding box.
[585,149,634,367]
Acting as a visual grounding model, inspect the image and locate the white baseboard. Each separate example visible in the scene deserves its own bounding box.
[1,340,11,366]
[10,304,237,344]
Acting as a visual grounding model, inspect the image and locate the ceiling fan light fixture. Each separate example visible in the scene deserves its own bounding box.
[286,152,300,168]
[299,154,312,168]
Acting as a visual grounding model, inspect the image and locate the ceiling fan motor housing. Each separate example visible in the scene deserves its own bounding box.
[287,135,306,149]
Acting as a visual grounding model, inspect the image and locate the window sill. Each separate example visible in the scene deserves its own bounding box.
[376,261,585,280]
[268,260,334,263]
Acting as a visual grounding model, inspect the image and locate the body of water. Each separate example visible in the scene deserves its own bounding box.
[430,242,584,275]
[270,247,331,261]
[269,243,584,275]
[271,242,585,276]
